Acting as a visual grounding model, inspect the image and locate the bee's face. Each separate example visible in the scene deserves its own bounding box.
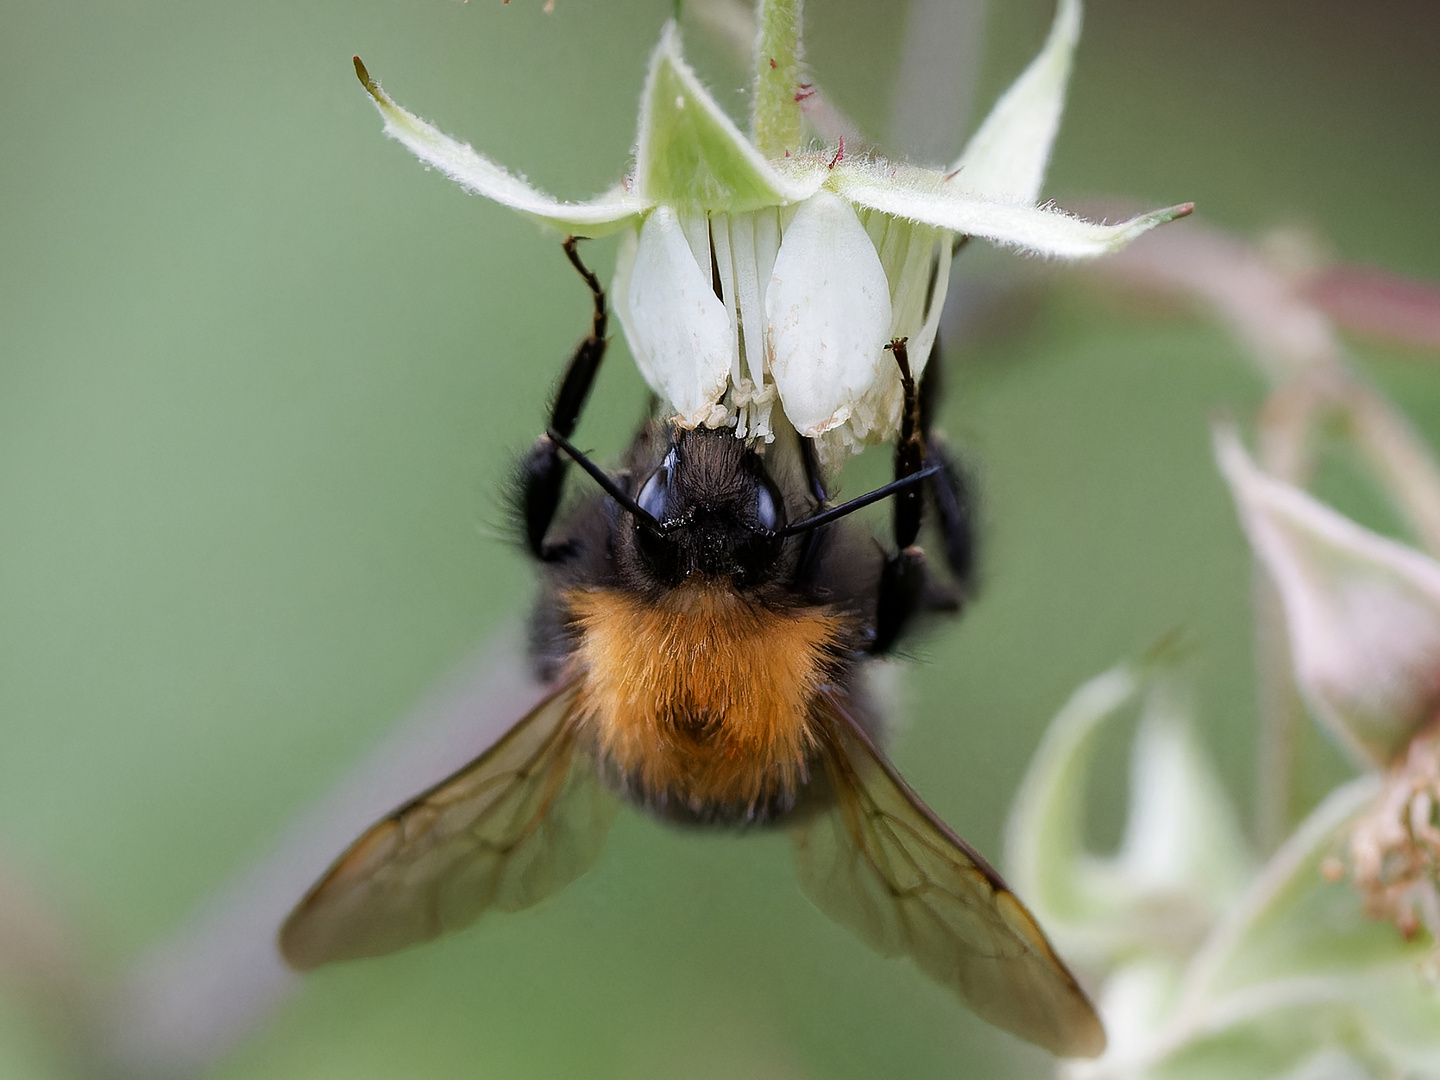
[628,429,788,589]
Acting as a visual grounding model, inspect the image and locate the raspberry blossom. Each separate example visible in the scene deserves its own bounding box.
[354,0,1190,458]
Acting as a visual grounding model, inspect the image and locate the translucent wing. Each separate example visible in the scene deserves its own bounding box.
[280,677,615,970]
[793,690,1105,1058]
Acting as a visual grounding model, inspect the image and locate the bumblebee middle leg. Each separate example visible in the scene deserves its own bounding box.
[518,237,608,562]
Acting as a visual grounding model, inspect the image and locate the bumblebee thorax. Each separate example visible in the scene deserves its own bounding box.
[564,583,853,821]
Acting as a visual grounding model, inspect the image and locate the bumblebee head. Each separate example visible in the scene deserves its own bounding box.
[627,429,786,588]
[545,424,938,592]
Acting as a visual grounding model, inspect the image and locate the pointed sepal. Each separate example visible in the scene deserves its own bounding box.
[950,0,1081,203]
[830,160,1192,258]
[1006,656,1251,971]
[353,58,645,234]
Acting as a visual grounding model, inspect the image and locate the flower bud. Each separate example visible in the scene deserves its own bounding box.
[1216,424,1440,767]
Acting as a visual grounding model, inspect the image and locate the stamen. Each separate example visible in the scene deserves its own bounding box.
[751,208,783,441]
[730,212,764,390]
[709,216,742,387]
[921,250,941,322]
[679,211,712,287]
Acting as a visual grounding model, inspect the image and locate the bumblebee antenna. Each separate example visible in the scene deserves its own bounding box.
[776,463,942,538]
[546,429,669,535]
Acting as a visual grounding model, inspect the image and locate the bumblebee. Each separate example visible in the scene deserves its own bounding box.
[280,239,1103,1058]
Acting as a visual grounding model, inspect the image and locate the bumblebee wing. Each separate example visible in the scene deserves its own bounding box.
[280,677,614,970]
[793,690,1105,1058]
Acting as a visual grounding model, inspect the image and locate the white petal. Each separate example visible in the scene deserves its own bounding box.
[907,236,953,378]
[832,161,1192,259]
[765,193,893,437]
[624,208,734,426]
[609,225,656,390]
[354,58,646,235]
[865,213,952,376]
[949,0,1081,203]
[1216,424,1440,767]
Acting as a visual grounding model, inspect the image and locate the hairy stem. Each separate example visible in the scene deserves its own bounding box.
[751,0,804,158]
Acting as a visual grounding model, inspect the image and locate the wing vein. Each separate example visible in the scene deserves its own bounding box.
[790,689,1106,1058]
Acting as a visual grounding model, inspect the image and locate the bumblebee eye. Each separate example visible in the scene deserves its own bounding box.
[637,451,677,524]
[754,480,782,533]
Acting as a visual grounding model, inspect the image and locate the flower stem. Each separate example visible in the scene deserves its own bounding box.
[1250,379,1332,850]
[1253,571,1305,852]
[1347,381,1440,558]
[751,0,804,159]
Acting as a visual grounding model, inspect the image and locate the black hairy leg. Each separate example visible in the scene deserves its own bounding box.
[517,237,609,562]
[870,338,977,655]
[923,439,976,596]
[872,337,929,655]
[914,340,977,595]
[790,431,831,589]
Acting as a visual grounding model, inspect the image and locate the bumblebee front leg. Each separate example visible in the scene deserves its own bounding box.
[519,237,608,562]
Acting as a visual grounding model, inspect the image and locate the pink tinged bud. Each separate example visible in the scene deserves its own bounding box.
[1216,425,1440,767]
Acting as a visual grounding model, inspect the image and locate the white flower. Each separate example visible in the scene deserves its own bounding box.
[353,0,1190,458]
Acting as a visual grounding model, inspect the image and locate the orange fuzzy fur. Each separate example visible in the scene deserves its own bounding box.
[565,584,854,814]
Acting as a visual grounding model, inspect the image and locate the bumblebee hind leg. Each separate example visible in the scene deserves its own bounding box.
[923,438,976,594]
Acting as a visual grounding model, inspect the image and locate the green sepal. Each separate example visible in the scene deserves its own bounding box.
[634,23,808,212]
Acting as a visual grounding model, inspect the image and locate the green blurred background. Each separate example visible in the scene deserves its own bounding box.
[1,0,1437,1076]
